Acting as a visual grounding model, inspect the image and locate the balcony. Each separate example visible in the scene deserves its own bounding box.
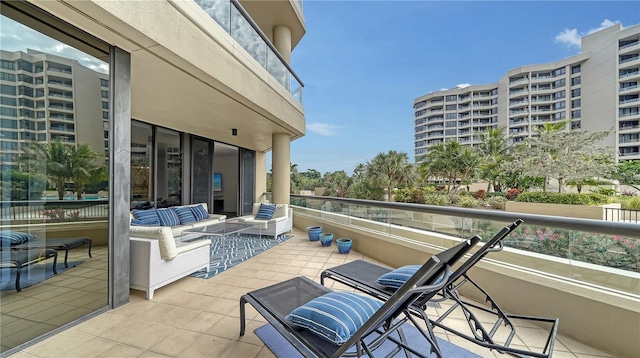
[194,0,303,101]
[11,222,630,357]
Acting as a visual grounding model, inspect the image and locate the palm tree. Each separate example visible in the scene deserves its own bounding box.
[67,144,105,200]
[19,140,70,200]
[422,141,462,193]
[367,150,415,202]
[477,127,509,192]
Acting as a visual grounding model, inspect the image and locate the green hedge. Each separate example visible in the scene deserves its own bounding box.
[515,192,610,205]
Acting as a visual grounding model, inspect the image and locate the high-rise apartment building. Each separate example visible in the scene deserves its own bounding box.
[0,49,109,171]
[413,23,640,163]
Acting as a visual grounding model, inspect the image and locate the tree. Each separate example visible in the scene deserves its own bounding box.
[421,141,478,193]
[367,150,415,201]
[610,160,640,191]
[322,171,352,197]
[348,163,385,200]
[67,144,106,200]
[505,126,615,193]
[477,127,510,192]
[19,140,70,200]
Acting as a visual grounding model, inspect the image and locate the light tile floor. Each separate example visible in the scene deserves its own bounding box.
[9,228,615,358]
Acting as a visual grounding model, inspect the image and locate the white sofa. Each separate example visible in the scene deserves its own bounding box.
[129,203,226,241]
[130,231,211,299]
[236,203,293,238]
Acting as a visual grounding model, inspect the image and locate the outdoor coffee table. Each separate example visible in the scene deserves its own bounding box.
[182,220,255,243]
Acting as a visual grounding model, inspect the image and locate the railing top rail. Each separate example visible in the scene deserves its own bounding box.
[290,194,640,237]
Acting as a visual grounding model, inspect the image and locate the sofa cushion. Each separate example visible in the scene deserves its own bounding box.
[189,204,209,222]
[255,204,276,220]
[273,204,289,219]
[157,208,180,227]
[133,208,160,223]
[131,218,160,227]
[0,231,37,245]
[172,206,197,225]
[129,226,177,260]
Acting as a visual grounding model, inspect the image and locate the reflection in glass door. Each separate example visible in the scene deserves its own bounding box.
[191,138,211,208]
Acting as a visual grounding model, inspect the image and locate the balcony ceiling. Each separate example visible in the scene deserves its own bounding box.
[130,50,293,153]
[238,0,306,49]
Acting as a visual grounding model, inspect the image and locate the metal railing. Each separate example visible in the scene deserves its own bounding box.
[290,194,640,295]
[606,207,640,223]
[1,200,108,221]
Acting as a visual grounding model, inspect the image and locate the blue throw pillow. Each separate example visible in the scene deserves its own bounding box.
[156,208,180,227]
[285,291,383,345]
[254,204,276,220]
[131,218,159,227]
[376,265,445,289]
[132,208,160,223]
[189,204,209,221]
[172,206,197,225]
[0,230,36,245]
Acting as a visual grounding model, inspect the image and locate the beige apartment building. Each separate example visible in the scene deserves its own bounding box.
[0,49,109,171]
[414,23,640,163]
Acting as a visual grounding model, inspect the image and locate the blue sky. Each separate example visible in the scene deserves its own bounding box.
[285,0,639,175]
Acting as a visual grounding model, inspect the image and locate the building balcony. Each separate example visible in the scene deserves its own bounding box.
[10,217,632,358]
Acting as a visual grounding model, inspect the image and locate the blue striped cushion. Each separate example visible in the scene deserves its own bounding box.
[254,204,276,220]
[376,265,444,289]
[131,218,159,227]
[172,206,197,225]
[189,204,209,221]
[132,208,160,224]
[0,231,37,245]
[285,291,383,345]
[157,208,180,227]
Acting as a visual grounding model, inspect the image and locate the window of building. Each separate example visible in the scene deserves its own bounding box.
[0,59,15,70]
[571,76,581,86]
[571,65,581,74]
[0,72,16,82]
[553,67,566,77]
[572,110,581,119]
[100,78,109,87]
[101,90,109,99]
[571,99,581,108]
[553,78,566,88]
[554,90,566,99]
[445,95,456,102]
[445,113,456,119]
[553,101,565,110]
[445,104,456,110]
[554,112,566,120]
[571,88,581,97]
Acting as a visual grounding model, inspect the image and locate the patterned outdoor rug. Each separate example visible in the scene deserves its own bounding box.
[190,234,293,279]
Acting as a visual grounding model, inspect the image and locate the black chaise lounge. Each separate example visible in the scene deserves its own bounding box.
[0,249,58,292]
[320,219,559,358]
[240,236,480,358]
[12,237,92,268]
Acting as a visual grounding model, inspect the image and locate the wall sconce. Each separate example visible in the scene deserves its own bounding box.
[232,128,238,136]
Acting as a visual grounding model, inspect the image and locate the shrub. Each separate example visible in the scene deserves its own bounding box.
[447,194,460,205]
[515,192,609,205]
[590,187,617,196]
[458,196,479,208]
[623,196,640,210]
[486,192,506,198]
[505,188,524,201]
[473,189,487,200]
[458,190,472,196]
[488,196,507,210]
[423,194,450,206]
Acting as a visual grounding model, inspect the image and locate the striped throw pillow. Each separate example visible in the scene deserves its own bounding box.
[376,265,444,289]
[285,291,383,345]
[0,231,37,245]
[189,204,209,221]
[172,206,197,225]
[157,208,180,227]
[132,208,160,224]
[254,204,276,220]
[131,218,159,227]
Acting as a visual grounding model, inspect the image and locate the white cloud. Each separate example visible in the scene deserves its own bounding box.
[307,122,341,136]
[555,19,621,48]
[455,83,471,89]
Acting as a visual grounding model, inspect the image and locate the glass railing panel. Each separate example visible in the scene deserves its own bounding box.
[289,195,640,296]
[230,5,267,66]
[197,0,231,32]
[266,46,289,89]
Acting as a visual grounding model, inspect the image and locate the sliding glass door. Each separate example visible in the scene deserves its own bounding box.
[191,137,211,208]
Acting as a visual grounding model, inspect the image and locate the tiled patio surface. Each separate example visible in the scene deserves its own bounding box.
[10,228,615,358]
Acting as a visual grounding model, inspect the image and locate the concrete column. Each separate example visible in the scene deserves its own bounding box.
[109,47,131,308]
[255,151,267,202]
[273,25,292,64]
[272,133,290,205]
